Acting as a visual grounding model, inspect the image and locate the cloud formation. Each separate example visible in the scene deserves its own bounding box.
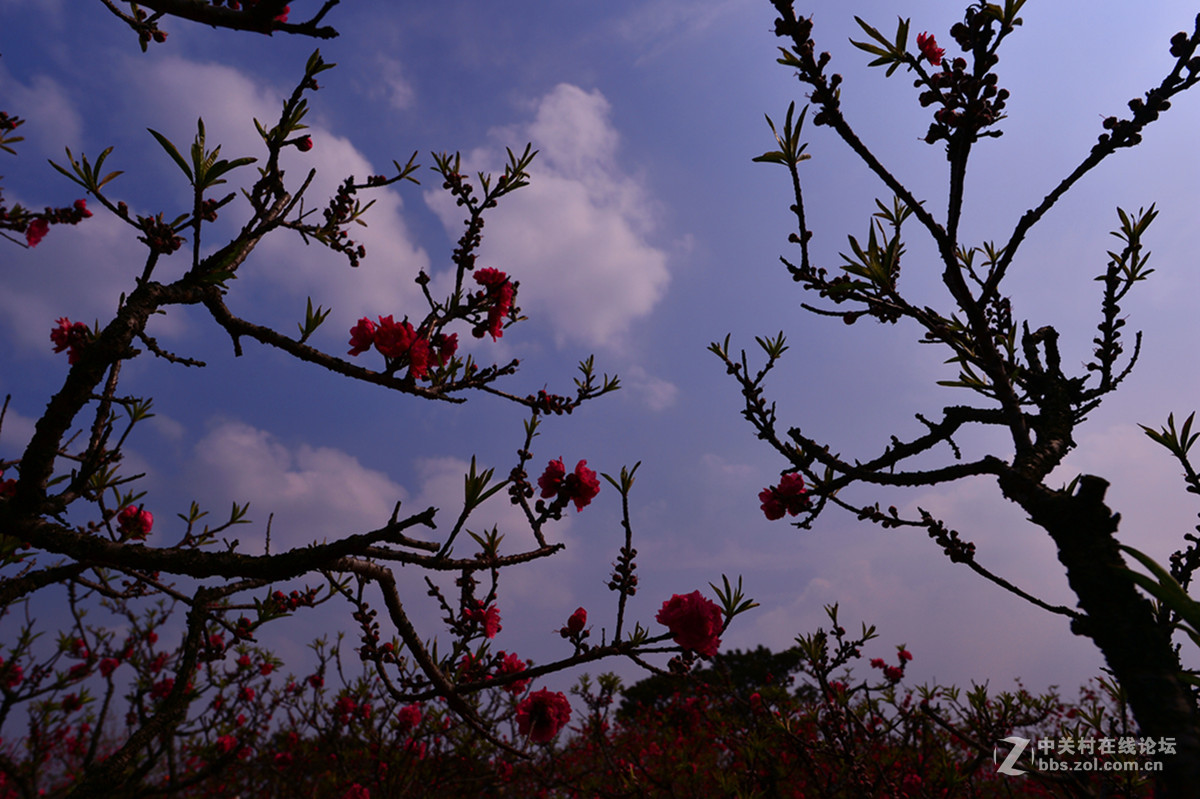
[426,84,670,350]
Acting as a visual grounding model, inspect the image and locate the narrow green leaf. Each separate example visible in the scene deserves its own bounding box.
[148,129,194,181]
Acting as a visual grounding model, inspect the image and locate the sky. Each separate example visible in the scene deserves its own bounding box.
[4,0,1200,715]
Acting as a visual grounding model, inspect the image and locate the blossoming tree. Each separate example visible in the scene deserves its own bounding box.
[0,3,751,795]
[715,0,1200,793]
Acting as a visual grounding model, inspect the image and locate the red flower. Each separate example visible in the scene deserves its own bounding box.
[432,332,457,367]
[917,32,944,66]
[898,648,913,662]
[296,134,312,151]
[74,199,92,218]
[396,703,422,731]
[496,651,530,695]
[25,217,49,247]
[347,317,376,355]
[656,591,723,657]
[566,607,587,635]
[474,267,514,339]
[537,458,601,511]
[370,315,434,378]
[538,458,566,498]
[99,658,119,678]
[516,689,572,743]
[275,5,290,23]
[341,784,369,799]
[759,472,810,520]
[216,734,238,755]
[117,506,154,539]
[50,317,91,364]
[464,601,502,639]
[372,315,407,358]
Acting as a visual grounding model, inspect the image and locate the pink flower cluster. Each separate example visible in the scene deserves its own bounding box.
[870,648,913,683]
[656,591,723,657]
[473,268,513,340]
[50,317,91,364]
[537,458,601,512]
[347,316,456,380]
[759,472,810,520]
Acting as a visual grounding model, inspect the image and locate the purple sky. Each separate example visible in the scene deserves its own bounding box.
[3,0,1200,710]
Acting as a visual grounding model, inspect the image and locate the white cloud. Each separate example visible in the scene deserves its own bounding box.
[426,84,670,350]
[614,0,747,63]
[189,419,411,552]
[369,54,416,111]
[624,365,678,411]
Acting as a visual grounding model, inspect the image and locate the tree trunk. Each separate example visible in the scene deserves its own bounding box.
[1005,474,1200,797]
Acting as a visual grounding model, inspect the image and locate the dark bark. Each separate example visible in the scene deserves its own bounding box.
[1004,474,1200,797]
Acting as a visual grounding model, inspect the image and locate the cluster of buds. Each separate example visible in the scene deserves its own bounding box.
[923,511,976,564]
[917,56,1010,147]
[528,389,574,416]
[607,544,638,595]
[136,212,184,255]
[317,178,369,267]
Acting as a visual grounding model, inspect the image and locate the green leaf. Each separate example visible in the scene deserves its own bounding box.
[148,128,194,182]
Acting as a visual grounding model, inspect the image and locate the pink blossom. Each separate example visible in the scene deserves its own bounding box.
[474,267,514,339]
[296,134,312,151]
[566,607,587,635]
[50,317,91,364]
[655,590,723,657]
[537,458,601,511]
[347,317,376,355]
[917,32,945,66]
[516,689,572,743]
[464,601,502,639]
[396,703,422,731]
[496,651,530,695]
[24,218,48,247]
